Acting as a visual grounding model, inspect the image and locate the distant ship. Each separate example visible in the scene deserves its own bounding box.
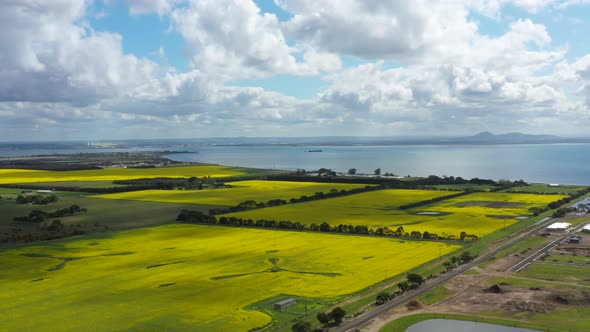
[307,149,323,152]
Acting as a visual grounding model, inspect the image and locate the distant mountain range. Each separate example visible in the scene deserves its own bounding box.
[445,131,566,144]
[1,132,588,149]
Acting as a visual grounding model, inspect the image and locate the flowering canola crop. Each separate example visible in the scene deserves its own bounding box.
[94,180,369,206]
[0,224,459,331]
[0,165,245,184]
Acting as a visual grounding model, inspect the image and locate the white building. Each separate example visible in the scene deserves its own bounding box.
[546,222,571,231]
[582,224,590,233]
[37,190,54,194]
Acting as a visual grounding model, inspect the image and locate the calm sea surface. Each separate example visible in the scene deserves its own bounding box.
[166,144,590,185]
[2,144,590,185]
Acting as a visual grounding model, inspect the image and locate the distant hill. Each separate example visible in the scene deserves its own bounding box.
[463,131,563,143]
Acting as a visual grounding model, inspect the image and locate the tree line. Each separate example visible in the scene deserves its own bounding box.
[0,183,158,194]
[548,187,590,217]
[13,204,87,223]
[16,194,58,205]
[176,210,479,241]
[398,191,470,210]
[374,252,476,307]
[375,273,426,306]
[208,185,381,215]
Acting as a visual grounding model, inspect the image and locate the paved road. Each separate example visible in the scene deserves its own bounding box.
[508,222,587,272]
[332,217,559,332]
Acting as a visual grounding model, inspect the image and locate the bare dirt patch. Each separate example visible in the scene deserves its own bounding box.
[485,254,522,272]
[406,300,425,311]
[433,281,557,315]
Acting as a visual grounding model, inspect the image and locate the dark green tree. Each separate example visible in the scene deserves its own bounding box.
[375,292,390,305]
[406,273,424,286]
[47,220,64,232]
[317,312,330,327]
[397,280,410,292]
[16,195,26,204]
[291,321,311,332]
[330,307,346,326]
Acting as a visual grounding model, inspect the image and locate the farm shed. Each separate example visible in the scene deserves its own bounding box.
[568,236,581,244]
[37,190,54,194]
[546,222,571,231]
[274,298,296,310]
[583,224,590,233]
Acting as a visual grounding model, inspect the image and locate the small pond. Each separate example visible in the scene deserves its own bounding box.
[405,319,541,332]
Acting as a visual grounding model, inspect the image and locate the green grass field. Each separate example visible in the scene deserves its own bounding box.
[0,224,459,331]
[425,183,495,191]
[93,180,369,207]
[225,191,565,238]
[543,253,590,265]
[503,183,586,194]
[0,188,212,232]
[0,165,247,184]
[518,263,590,286]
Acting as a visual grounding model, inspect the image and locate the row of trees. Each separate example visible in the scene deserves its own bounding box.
[316,307,347,328]
[398,191,469,210]
[16,194,58,205]
[177,210,478,241]
[552,207,577,218]
[442,251,477,272]
[374,252,476,307]
[0,183,158,194]
[549,187,590,213]
[267,173,503,187]
[1,227,86,244]
[290,306,347,332]
[375,273,426,306]
[13,205,86,223]
[208,185,380,215]
[176,210,216,224]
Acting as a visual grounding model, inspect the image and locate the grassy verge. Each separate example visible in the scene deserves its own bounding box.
[424,184,495,191]
[502,184,586,195]
[417,284,455,306]
[542,252,590,265]
[518,263,590,286]
[0,188,218,243]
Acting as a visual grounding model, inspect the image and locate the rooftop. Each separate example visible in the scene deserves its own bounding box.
[547,222,571,229]
[275,298,296,306]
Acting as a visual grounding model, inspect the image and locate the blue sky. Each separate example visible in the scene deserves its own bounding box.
[1,0,590,140]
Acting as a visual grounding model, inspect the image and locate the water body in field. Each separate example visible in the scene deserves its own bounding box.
[404,319,540,332]
[166,144,590,185]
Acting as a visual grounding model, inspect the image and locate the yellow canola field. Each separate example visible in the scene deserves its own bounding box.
[225,190,566,237]
[431,192,564,216]
[0,224,459,331]
[94,180,370,206]
[0,165,245,184]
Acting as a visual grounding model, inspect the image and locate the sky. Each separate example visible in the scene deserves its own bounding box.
[2,0,590,141]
